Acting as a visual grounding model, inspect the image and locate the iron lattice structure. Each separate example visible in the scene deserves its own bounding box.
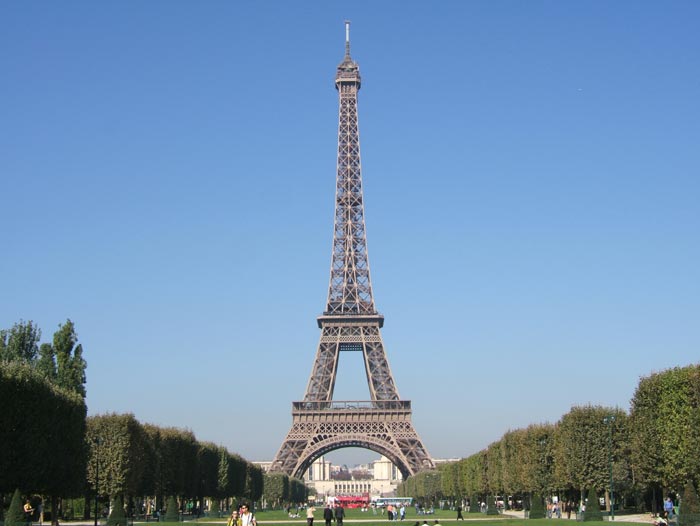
[270,23,434,480]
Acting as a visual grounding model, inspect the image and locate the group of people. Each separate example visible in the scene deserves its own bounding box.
[226,503,256,526]
[385,504,406,521]
[653,497,676,526]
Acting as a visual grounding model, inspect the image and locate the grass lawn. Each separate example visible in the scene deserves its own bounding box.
[128,508,649,526]
[124,520,648,526]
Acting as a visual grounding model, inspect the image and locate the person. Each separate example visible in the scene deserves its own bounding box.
[456,506,464,520]
[324,504,334,526]
[306,505,316,526]
[400,505,406,521]
[653,516,669,526]
[24,500,34,526]
[387,504,394,521]
[664,498,674,520]
[239,504,256,526]
[227,509,240,526]
[334,504,345,526]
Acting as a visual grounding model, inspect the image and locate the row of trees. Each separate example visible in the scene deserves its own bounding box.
[398,364,700,516]
[86,413,264,515]
[2,319,305,524]
[1,320,89,523]
[262,472,309,509]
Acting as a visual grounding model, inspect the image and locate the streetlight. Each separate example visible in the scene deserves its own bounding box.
[94,437,102,526]
[603,416,615,521]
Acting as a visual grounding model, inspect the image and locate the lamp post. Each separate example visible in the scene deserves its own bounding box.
[94,437,101,526]
[603,416,615,521]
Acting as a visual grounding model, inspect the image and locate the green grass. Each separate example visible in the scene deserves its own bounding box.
[126,520,647,526]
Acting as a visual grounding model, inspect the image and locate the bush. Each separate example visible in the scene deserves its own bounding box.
[107,495,126,526]
[680,481,700,526]
[486,495,499,515]
[584,489,603,522]
[529,494,545,519]
[469,494,479,513]
[6,489,26,526]
[165,496,179,522]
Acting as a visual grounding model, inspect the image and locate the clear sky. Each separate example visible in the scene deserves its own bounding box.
[2,2,699,468]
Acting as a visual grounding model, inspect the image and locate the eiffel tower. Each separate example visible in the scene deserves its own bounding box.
[269,22,434,480]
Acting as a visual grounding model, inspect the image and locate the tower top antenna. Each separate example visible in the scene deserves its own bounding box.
[344,20,351,58]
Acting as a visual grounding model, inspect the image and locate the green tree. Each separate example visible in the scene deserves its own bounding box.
[35,343,57,380]
[263,472,289,509]
[553,405,627,503]
[0,362,87,524]
[630,365,700,492]
[0,320,41,364]
[86,414,148,499]
[197,442,220,507]
[53,320,87,397]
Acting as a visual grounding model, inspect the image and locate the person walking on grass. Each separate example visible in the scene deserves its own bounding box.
[324,503,333,526]
[239,504,256,526]
[306,505,316,526]
[334,504,345,526]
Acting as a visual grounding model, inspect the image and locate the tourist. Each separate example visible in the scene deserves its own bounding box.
[456,505,464,520]
[664,497,674,520]
[239,504,256,526]
[334,504,345,526]
[306,504,316,526]
[324,504,334,526]
[227,509,240,526]
[24,500,34,526]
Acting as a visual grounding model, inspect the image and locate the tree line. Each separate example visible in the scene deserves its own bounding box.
[1,320,305,524]
[398,364,700,518]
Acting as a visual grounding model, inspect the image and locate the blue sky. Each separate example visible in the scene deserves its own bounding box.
[2,1,699,468]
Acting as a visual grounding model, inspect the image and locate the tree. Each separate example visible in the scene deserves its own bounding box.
[263,473,289,509]
[553,405,627,501]
[630,365,700,492]
[53,320,87,397]
[0,362,87,522]
[0,320,41,364]
[86,414,149,499]
[35,343,57,380]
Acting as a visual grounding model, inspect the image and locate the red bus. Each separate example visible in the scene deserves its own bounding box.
[333,494,370,509]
